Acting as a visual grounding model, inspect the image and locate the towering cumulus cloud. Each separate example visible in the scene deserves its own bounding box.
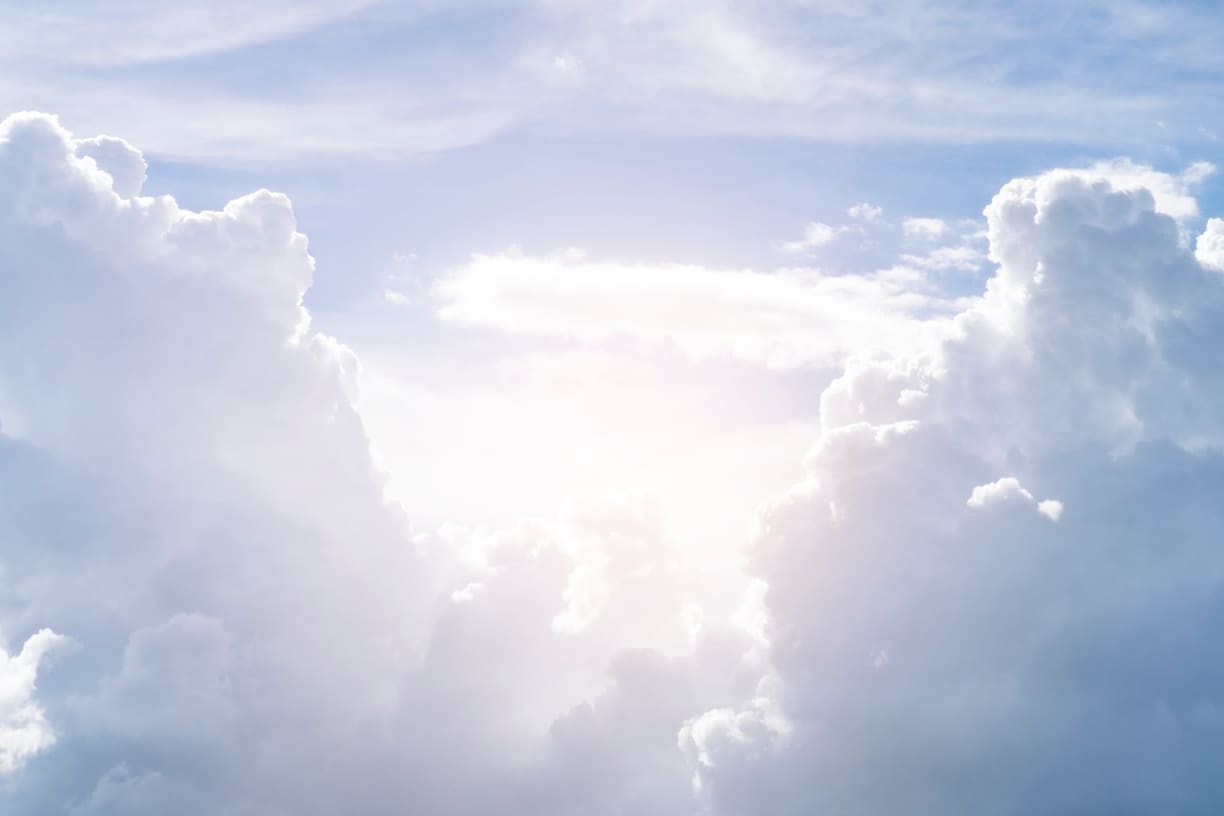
[0,110,744,815]
[689,168,1224,814]
[4,111,1224,814]
[0,110,435,811]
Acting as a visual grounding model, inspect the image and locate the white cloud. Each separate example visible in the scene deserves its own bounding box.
[902,216,947,240]
[899,244,988,273]
[689,159,1224,814]
[0,112,576,812]
[847,202,883,222]
[74,135,147,198]
[1036,499,1065,523]
[434,249,955,368]
[778,221,845,254]
[0,112,763,814]
[1195,217,1224,271]
[679,675,789,789]
[0,629,69,774]
[965,476,1034,508]
[967,476,1063,522]
[1077,158,1215,220]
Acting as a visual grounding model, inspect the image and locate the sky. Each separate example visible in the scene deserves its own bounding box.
[5,1,1224,814]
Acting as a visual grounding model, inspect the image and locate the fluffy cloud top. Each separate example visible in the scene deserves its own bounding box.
[5,110,1224,816]
[0,111,734,815]
[967,476,1063,522]
[688,158,1224,814]
[777,221,845,254]
[901,216,948,240]
[0,629,69,773]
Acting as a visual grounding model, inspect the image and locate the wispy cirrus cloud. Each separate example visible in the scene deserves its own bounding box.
[8,1,1224,161]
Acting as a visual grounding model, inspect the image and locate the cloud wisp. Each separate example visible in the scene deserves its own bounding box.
[9,2,1224,160]
[433,248,960,369]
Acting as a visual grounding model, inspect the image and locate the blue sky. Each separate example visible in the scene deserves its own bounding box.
[13,0,1214,322]
[7,2,1224,814]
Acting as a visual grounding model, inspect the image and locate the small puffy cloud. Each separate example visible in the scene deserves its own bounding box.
[901,216,947,240]
[1036,499,1065,522]
[965,475,1034,508]
[892,217,990,276]
[1195,217,1224,272]
[691,159,1224,815]
[778,221,845,254]
[899,244,988,273]
[847,202,882,221]
[967,476,1063,522]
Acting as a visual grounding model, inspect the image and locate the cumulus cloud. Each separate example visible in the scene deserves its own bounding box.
[73,136,147,198]
[679,683,790,788]
[7,109,1224,816]
[686,160,1224,814]
[1195,217,1224,271]
[778,221,846,254]
[847,203,883,222]
[1077,158,1214,221]
[901,216,947,240]
[0,111,748,815]
[0,110,435,811]
[0,629,69,774]
[966,476,1063,522]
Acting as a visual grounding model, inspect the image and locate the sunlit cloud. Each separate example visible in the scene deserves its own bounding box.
[433,249,959,368]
